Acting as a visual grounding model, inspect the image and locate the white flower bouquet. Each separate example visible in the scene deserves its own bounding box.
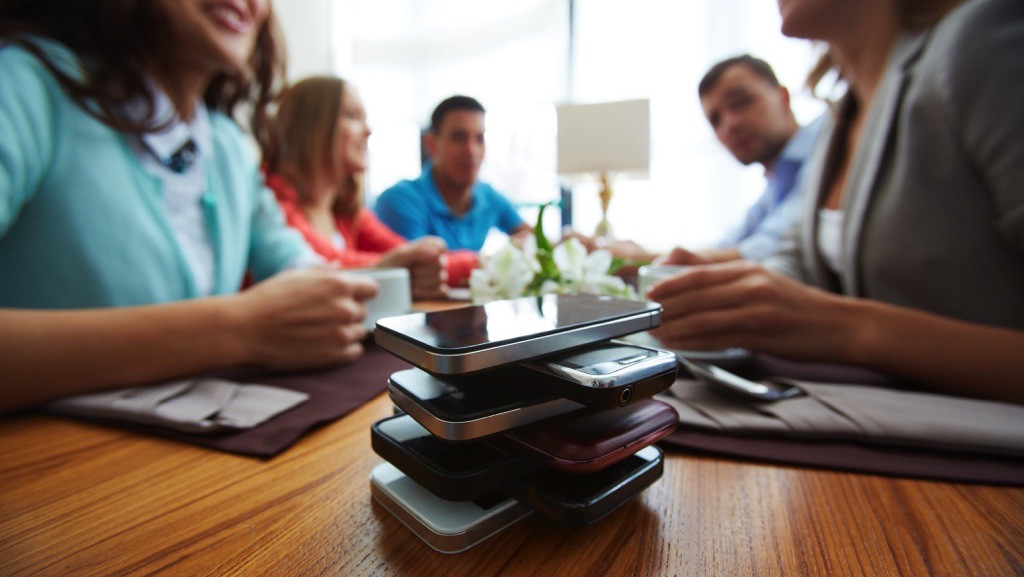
[469,204,637,304]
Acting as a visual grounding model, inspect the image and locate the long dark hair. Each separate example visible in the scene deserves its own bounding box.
[0,0,286,147]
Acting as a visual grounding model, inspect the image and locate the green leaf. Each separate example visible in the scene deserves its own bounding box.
[533,202,560,282]
[608,257,653,275]
[532,203,554,252]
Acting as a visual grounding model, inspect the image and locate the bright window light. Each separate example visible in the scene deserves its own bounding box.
[329,0,825,254]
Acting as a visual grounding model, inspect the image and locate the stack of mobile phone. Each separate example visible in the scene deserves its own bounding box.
[370,294,680,554]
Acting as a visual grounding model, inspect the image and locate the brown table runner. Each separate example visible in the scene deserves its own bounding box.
[46,342,1024,484]
[52,344,410,459]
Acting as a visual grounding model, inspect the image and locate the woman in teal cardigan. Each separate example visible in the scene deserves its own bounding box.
[0,1,377,413]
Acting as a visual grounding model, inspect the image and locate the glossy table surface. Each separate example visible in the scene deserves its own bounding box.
[2,385,1024,576]
[4,301,1024,576]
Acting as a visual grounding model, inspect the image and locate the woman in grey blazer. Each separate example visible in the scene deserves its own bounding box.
[648,0,1024,404]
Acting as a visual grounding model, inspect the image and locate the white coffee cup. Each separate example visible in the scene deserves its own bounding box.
[637,264,691,298]
[346,267,412,328]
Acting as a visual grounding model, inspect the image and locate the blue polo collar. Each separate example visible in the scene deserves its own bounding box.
[418,163,486,220]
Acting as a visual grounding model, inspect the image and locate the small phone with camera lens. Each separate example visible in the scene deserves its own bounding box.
[522,340,678,408]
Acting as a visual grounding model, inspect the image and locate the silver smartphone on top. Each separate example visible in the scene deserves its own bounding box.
[374,294,662,375]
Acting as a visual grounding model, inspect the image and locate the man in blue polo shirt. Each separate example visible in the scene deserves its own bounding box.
[375,95,531,252]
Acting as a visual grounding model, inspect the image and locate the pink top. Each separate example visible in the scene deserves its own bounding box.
[266,173,476,285]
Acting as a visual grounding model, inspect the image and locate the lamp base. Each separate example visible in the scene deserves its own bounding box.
[594,171,614,240]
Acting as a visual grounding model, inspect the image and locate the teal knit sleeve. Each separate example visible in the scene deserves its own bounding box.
[0,45,61,235]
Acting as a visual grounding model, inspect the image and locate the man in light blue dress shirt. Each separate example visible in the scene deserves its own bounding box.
[603,55,822,267]
[696,54,823,263]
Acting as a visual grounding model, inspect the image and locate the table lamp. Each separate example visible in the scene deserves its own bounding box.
[556,99,650,240]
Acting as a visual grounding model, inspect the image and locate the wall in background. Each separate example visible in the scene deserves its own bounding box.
[275,0,333,80]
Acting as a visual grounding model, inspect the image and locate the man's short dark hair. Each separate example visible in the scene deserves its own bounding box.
[698,55,780,98]
[430,95,486,134]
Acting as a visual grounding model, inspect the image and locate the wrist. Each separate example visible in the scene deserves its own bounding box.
[702,248,742,263]
[831,295,884,366]
[214,294,253,366]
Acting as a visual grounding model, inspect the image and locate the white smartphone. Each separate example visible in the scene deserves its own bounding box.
[370,461,532,554]
[374,294,662,375]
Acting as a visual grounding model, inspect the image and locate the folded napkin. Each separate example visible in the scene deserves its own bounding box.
[47,378,309,434]
[44,344,412,458]
[659,378,1024,457]
[657,367,1024,485]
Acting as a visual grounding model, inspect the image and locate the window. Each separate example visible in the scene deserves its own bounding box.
[330,0,824,253]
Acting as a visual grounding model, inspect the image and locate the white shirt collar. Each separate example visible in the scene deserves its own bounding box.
[124,81,212,167]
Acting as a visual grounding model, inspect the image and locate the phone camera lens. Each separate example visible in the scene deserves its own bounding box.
[619,387,632,404]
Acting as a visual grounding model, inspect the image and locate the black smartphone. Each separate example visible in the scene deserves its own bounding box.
[521,340,678,408]
[371,414,538,501]
[387,367,585,441]
[371,401,676,499]
[509,445,664,525]
[375,294,662,375]
[679,357,804,402]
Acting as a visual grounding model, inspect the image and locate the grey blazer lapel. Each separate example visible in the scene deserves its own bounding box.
[840,30,930,295]
[799,111,838,288]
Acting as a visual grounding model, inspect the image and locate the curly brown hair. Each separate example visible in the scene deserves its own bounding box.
[0,0,286,148]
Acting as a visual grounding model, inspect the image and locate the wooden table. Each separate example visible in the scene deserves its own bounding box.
[2,386,1023,577]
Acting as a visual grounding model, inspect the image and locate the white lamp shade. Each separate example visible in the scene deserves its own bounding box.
[556,99,650,176]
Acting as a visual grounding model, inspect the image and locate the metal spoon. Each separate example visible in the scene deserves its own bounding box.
[679,357,804,402]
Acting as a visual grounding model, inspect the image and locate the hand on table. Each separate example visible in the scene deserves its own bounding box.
[231,267,378,370]
[656,246,713,266]
[509,225,535,247]
[657,245,748,266]
[378,237,448,300]
[558,230,599,252]
[647,260,857,361]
